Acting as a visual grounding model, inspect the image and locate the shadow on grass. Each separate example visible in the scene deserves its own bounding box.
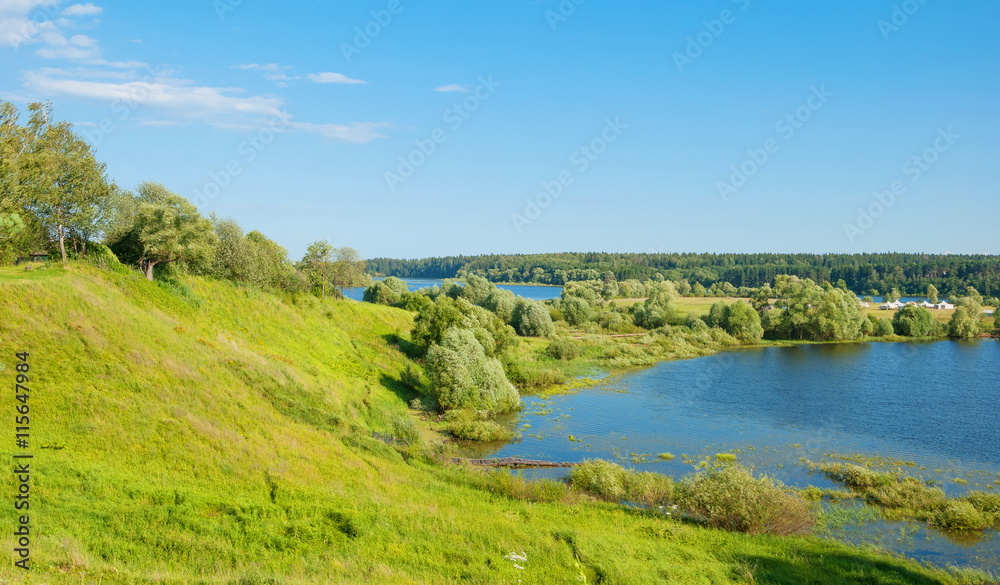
[380,373,418,407]
[383,333,420,359]
[739,553,951,585]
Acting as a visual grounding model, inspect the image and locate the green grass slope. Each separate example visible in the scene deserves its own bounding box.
[0,264,991,584]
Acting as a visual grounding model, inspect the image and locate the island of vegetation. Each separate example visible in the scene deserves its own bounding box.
[2,101,998,584]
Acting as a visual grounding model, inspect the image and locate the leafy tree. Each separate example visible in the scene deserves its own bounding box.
[813,286,865,341]
[885,288,902,303]
[892,305,935,337]
[123,183,217,280]
[511,299,555,337]
[634,281,678,329]
[707,301,729,328]
[425,328,519,413]
[874,317,895,337]
[363,276,409,305]
[861,315,877,338]
[948,306,982,339]
[561,296,595,326]
[482,289,516,323]
[10,102,116,262]
[948,293,983,339]
[691,282,707,297]
[412,296,517,356]
[299,240,369,297]
[927,284,939,304]
[724,301,764,343]
[460,274,494,305]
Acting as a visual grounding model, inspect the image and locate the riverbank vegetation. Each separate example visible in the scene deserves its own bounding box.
[368,251,1000,297]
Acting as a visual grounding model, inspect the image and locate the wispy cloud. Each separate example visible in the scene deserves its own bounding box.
[289,121,389,143]
[61,2,101,17]
[22,67,389,143]
[434,83,469,93]
[306,72,365,85]
[233,63,287,73]
[233,64,366,86]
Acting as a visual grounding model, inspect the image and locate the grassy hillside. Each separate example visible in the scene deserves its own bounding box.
[0,264,991,584]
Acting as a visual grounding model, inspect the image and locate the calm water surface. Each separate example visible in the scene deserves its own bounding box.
[342,278,562,302]
[464,341,1000,572]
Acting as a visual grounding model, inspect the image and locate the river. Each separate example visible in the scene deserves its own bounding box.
[463,340,1000,572]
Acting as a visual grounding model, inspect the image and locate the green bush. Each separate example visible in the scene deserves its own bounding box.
[444,410,515,441]
[965,491,1000,525]
[929,500,989,532]
[546,338,581,360]
[677,464,814,535]
[425,328,520,413]
[624,471,674,507]
[816,463,896,490]
[389,414,420,444]
[868,477,945,510]
[568,460,629,502]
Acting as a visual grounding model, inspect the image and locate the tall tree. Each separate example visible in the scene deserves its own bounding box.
[926,284,939,304]
[19,103,113,263]
[129,182,217,280]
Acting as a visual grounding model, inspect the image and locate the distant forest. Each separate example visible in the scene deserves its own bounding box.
[368,253,1000,296]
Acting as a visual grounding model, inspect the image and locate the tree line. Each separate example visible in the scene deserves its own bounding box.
[368,252,1000,297]
[0,101,367,296]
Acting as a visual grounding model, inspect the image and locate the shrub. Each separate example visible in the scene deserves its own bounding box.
[892,305,936,337]
[425,328,519,413]
[389,414,420,444]
[965,491,1000,525]
[868,477,945,510]
[512,299,555,337]
[874,318,895,337]
[444,412,515,442]
[624,471,674,507]
[546,338,581,360]
[561,296,595,326]
[816,463,896,490]
[929,501,989,532]
[677,465,814,535]
[568,460,629,502]
[480,472,569,503]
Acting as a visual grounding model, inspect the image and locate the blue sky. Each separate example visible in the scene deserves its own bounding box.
[2,1,997,260]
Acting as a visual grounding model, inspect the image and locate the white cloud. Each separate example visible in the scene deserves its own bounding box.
[434,83,469,93]
[289,121,389,144]
[233,63,288,73]
[306,72,365,85]
[21,68,390,144]
[61,2,101,16]
[23,69,287,122]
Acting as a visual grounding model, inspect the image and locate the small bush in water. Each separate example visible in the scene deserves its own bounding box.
[677,464,814,536]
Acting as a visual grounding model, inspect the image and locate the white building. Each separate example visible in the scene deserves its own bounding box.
[933,301,955,310]
[880,300,905,310]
